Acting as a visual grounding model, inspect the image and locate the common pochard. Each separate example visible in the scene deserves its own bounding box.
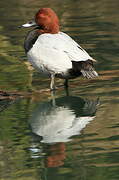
[20,8,98,90]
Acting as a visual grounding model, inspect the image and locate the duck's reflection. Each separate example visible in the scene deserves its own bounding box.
[30,95,98,143]
[44,142,66,167]
[29,95,99,167]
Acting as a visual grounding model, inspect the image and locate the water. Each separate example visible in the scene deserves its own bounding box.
[0,0,119,179]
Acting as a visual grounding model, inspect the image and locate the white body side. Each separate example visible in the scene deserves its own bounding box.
[27,32,93,76]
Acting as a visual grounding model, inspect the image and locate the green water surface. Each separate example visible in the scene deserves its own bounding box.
[0,0,119,179]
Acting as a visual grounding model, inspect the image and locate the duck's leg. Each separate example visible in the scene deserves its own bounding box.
[64,79,69,88]
[51,90,56,106]
[50,74,56,90]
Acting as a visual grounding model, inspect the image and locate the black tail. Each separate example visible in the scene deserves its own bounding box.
[70,60,98,79]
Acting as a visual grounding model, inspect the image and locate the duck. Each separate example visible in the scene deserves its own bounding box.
[20,8,98,90]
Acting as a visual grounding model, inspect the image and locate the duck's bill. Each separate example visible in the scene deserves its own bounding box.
[19,20,37,28]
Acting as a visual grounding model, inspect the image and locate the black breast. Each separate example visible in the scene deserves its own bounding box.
[24,28,40,53]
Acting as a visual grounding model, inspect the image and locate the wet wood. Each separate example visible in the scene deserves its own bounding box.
[0,90,23,100]
[0,89,51,100]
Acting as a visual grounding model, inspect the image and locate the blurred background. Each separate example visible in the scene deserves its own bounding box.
[0,0,119,180]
